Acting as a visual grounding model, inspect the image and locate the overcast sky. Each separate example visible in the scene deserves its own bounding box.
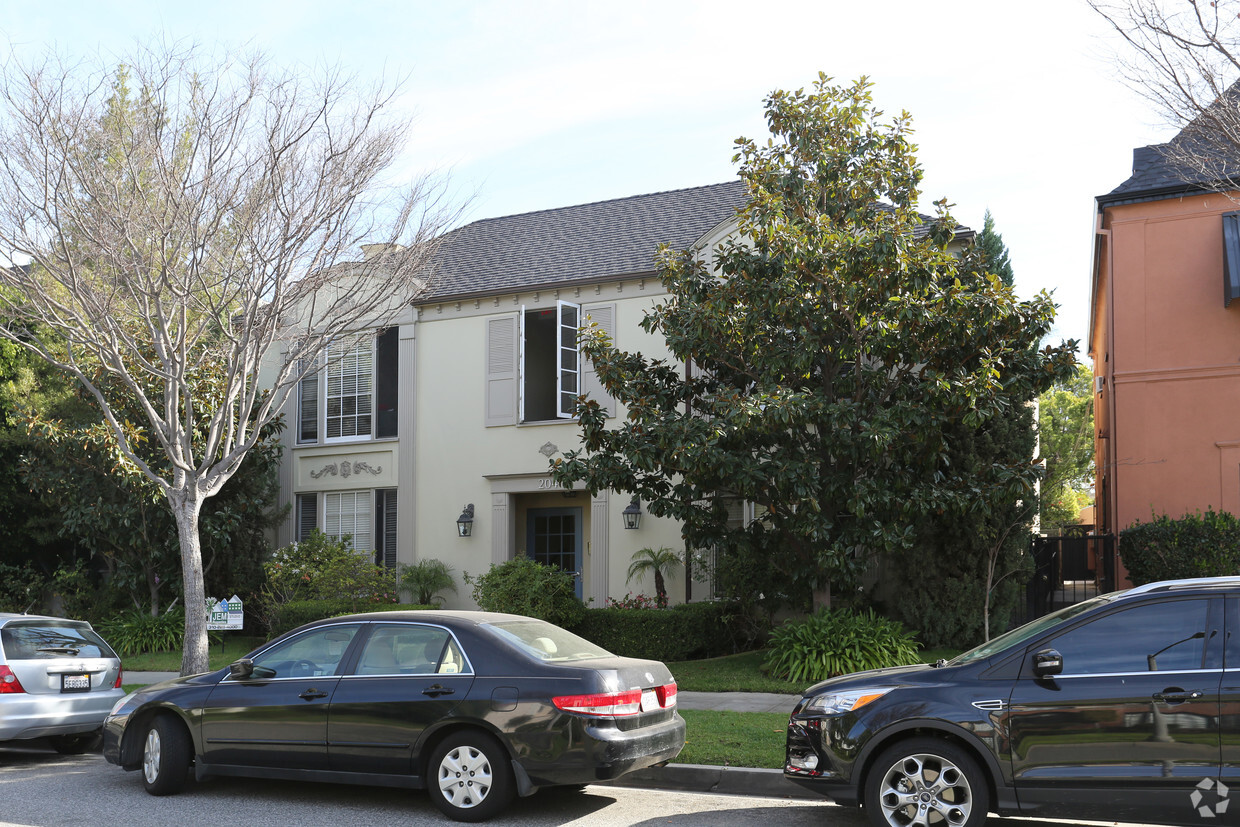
[0,0,1173,354]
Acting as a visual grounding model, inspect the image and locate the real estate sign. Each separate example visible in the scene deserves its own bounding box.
[206,595,244,631]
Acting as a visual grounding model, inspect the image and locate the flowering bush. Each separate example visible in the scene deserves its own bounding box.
[605,592,660,610]
[262,531,399,610]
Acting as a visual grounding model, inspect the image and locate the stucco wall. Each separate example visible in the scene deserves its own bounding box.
[1099,192,1240,535]
[411,278,690,608]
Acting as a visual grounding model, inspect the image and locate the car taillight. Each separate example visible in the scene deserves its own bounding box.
[114,666,124,689]
[553,690,643,717]
[553,682,679,717]
[0,665,26,694]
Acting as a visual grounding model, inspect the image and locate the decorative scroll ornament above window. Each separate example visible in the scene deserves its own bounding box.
[310,460,384,480]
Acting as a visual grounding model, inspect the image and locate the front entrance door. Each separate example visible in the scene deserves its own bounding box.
[526,507,583,597]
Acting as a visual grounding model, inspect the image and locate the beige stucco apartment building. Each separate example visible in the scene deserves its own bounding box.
[273,182,749,608]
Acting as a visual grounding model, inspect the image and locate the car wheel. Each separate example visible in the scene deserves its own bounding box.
[141,715,191,796]
[864,738,989,827]
[49,731,100,754]
[427,731,514,822]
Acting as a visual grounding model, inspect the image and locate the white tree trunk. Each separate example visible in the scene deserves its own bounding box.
[169,492,209,676]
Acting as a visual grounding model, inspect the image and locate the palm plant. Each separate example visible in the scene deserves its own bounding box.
[399,558,457,607]
[625,546,681,608]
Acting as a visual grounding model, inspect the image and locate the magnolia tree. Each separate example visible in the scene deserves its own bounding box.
[552,75,1078,611]
[0,43,458,674]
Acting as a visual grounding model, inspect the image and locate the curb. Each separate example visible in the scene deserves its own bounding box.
[601,763,825,801]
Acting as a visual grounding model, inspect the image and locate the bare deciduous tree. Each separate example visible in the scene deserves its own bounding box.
[0,42,459,674]
[1091,0,1240,184]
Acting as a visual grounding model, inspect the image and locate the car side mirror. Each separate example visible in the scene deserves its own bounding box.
[229,658,255,680]
[1033,648,1063,678]
[228,658,276,681]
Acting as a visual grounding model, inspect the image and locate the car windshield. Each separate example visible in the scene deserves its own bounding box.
[484,619,615,662]
[948,594,1114,666]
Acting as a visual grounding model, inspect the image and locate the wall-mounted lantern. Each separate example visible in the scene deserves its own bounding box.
[456,504,475,538]
[621,497,642,530]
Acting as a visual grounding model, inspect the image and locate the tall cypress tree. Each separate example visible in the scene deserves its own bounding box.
[976,210,1014,287]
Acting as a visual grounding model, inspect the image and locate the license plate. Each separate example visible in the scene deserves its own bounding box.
[640,690,658,712]
[61,674,90,693]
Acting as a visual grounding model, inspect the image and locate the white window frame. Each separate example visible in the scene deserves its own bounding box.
[556,300,580,419]
[324,335,374,444]
[517,301,580,423]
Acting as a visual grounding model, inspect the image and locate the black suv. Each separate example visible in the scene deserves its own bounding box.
[786,577,1240,827]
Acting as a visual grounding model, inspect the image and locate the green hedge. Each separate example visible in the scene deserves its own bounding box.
[1119,509,1240,586]
[571,601,754,661]
[268,600,433,638]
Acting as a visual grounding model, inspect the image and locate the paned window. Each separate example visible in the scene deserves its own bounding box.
[297,328,398,444]
[325,490,372,552]
[326,338,373,441]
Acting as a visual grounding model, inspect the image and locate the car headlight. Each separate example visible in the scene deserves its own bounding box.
[802,687,893,715]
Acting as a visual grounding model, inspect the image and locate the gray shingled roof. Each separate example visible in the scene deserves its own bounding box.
[1102,93,1239,204]
[1103,143,1214,203]
[419,180,972,302]
[421,181,748,301]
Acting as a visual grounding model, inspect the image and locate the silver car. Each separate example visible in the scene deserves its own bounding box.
[0,613,125,752]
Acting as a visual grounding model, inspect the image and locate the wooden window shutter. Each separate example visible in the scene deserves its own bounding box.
[581,303,617,418]
[485,314,519,426]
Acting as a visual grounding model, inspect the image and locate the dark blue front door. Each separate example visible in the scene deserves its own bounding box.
[526,507,583,597]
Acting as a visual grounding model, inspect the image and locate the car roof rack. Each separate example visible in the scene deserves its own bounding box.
[1123,576,1240,596]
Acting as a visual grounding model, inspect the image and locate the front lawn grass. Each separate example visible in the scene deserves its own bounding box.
[675,710,787,768]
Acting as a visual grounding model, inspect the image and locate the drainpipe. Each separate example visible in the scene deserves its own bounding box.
[1095,217,1115,539]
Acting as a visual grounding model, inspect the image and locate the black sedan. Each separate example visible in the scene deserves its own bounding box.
[103,610,684,822]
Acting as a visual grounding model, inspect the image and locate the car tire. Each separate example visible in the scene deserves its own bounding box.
[141,715,191,796]
[427,731,514,822]
[49,731,100,754]
[863,738,989,827]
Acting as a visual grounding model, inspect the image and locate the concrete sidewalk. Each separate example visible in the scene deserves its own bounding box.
[121,672,813,801]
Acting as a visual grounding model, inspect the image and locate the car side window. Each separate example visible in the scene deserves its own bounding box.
[1045,598,1213,675]
[245,624,360,679]
[355,625,458,676]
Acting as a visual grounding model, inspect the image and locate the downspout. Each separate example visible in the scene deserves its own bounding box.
[1094,215,1115,538]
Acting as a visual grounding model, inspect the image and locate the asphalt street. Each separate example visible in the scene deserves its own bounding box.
[0,740,841,827]
[0,738,1155,827]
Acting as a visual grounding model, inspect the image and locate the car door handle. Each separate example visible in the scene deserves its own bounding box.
[298,688,329,701]
[422,684,455,698]
[1153,689,1203,704]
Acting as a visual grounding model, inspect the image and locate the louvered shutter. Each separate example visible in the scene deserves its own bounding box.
[485,315,519,426]
[581,303,617,418]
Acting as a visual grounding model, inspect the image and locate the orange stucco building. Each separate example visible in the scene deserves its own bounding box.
[1090,141,1240,561]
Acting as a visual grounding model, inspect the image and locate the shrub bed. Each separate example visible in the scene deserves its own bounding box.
[572,601,751,661]
[763,608,920,684]
[465,557,585,629]
[1119,509,1240,585]
[96,608,186,656]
